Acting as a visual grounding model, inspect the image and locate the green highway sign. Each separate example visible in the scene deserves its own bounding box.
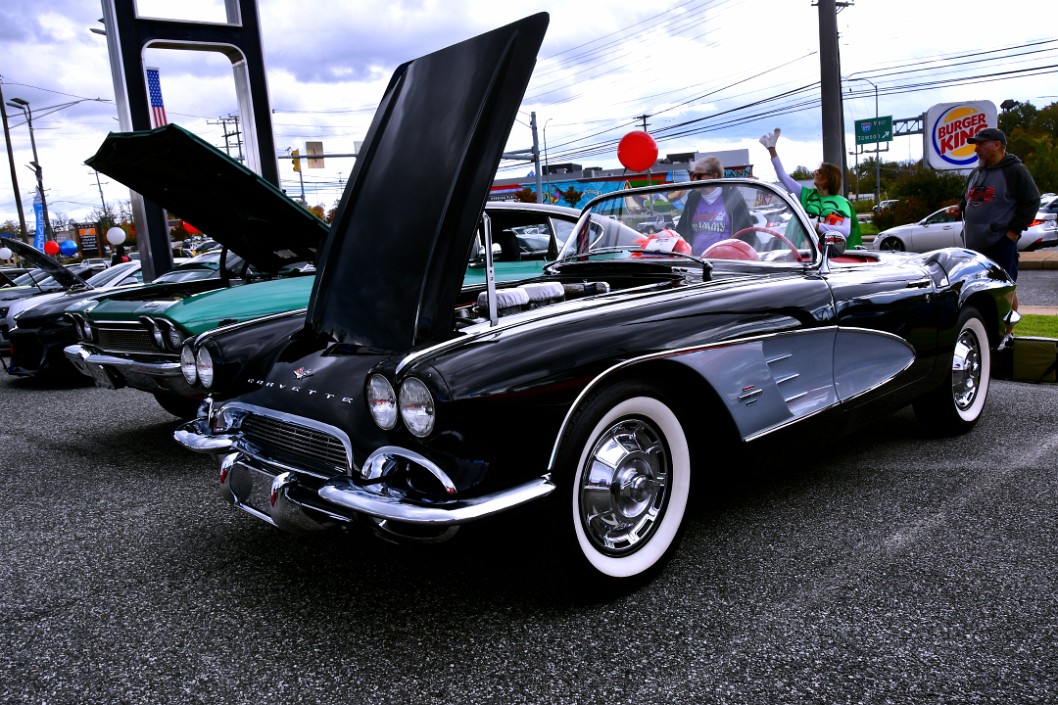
[855,116,893,145]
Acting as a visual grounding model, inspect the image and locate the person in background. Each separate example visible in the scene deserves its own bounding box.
[110,245,130,265]
[759,128,861,248]
[674,155,752,255]
[947,126,1040,348]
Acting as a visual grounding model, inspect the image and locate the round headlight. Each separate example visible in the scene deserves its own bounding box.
[196,346,214,389]
[399,377,435,438]
[180,344,197,385]
[366,374,397,430]
[80,318,93,342]
[168,324,185,350]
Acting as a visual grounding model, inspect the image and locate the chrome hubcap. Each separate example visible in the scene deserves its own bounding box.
[951,326,982,410]
[579,418,670,555]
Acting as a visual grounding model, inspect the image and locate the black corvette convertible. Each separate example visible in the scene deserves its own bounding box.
[174,13,1016,586]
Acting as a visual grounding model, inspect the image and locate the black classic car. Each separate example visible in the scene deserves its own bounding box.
[0,237,97,352]
[174,14,1015,587]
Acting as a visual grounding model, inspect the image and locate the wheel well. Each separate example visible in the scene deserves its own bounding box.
[962,292,1001,348]
[589,359,741,465]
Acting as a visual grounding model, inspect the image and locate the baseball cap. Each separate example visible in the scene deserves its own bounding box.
[967,127,1006,145]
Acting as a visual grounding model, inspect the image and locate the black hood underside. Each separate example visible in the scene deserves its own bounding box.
[306,13,549,350]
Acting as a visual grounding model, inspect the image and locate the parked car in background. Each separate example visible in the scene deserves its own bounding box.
[0,237,98,351]
[871,207,963,252]
[872,205,1058,253]
[872,199,898,215]
[1,259,223,380]
[173,14,1016,590]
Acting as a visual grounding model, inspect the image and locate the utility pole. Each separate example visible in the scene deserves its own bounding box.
[6,97,54,242]
[0,80,29,240]
[817,0,847,190]
[92,170,112,224]
[208,114,245,163]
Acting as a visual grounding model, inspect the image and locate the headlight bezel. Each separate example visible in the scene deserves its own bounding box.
[399,376,436,438]
[196,346,215,389]
[366,374,398,430]
[180,344,197,385]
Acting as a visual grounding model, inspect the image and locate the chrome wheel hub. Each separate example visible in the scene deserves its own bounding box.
[951,327,982,410]
[579,418,670,555]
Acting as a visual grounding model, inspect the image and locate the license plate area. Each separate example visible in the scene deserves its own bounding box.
[229,461,279,517]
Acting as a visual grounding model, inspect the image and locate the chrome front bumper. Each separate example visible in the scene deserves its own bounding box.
[63,343,193,394]
[173,417,555,532]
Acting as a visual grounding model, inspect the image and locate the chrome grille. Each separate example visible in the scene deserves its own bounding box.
[240,413,348,475]
[95,326,157,354]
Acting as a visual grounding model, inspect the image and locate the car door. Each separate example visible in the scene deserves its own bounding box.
[909,208,963,251]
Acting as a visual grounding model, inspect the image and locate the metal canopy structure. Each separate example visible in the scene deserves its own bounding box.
[100,0,277,281]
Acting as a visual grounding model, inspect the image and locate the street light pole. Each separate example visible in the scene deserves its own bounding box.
[846,76,881,205]
[542,117,553,203]
[6,97,54,242]
[0,82,28,240]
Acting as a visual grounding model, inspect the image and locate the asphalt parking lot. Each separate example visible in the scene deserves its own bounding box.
[1,363,1057,704]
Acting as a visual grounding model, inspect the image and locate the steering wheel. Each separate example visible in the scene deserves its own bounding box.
[732,226,802,262]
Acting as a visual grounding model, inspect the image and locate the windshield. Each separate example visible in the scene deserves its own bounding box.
[557,179,816,265]
[12,269,58,287]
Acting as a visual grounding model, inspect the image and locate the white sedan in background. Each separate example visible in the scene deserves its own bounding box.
[872,205,1058,253]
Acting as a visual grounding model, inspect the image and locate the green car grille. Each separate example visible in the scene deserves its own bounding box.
[95,325,157,354]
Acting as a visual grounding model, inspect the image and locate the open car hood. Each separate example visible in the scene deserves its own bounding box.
[0,236,86,289]
[307,13,548,349]
[85,124,328,274]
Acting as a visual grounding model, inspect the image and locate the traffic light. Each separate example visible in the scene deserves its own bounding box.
[291,149,301,172]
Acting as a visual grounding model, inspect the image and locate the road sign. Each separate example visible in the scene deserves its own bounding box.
[855,116,893,145]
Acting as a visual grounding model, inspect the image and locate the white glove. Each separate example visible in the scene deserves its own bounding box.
[758,128,781,149]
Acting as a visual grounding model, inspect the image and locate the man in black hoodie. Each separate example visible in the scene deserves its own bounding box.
[948,126,1040,345]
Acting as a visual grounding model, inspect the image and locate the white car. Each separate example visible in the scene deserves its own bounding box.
[873,204,1058,253]
[872,207,963,252]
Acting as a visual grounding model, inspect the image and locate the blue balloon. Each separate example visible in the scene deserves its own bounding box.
[60,239,78,256]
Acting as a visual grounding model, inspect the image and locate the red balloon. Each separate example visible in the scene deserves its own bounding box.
[43,240,60,256]
[617,130,658,172]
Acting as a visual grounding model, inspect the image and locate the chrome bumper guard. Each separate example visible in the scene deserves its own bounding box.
[63,343,188,392]
[174,417,236,454]
[177,417,556,530]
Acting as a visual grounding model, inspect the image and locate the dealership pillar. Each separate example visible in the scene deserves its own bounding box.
[99,0,277,281]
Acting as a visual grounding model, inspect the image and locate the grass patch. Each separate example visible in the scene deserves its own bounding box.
[859,222,879,237]
[1017,314,1058,339]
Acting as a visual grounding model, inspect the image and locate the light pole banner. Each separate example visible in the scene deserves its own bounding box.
[33,191,45,250]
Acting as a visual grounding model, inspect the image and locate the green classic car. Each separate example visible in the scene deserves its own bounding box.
[63,124,327,417]
[63,125,579,417]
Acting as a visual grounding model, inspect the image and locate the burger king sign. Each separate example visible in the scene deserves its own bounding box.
[925,100,998,170]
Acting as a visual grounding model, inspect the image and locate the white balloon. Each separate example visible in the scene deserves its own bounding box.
[0,247,12,261]
[106,227,126,246]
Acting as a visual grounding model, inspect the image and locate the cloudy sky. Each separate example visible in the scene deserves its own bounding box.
[1,0,1055,227]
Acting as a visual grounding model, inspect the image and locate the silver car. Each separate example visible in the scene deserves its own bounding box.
[873,204,1058,253]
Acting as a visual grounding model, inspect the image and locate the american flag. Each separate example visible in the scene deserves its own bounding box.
[146,67,168,127]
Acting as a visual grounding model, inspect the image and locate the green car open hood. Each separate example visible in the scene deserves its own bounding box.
[85,124,328,274]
